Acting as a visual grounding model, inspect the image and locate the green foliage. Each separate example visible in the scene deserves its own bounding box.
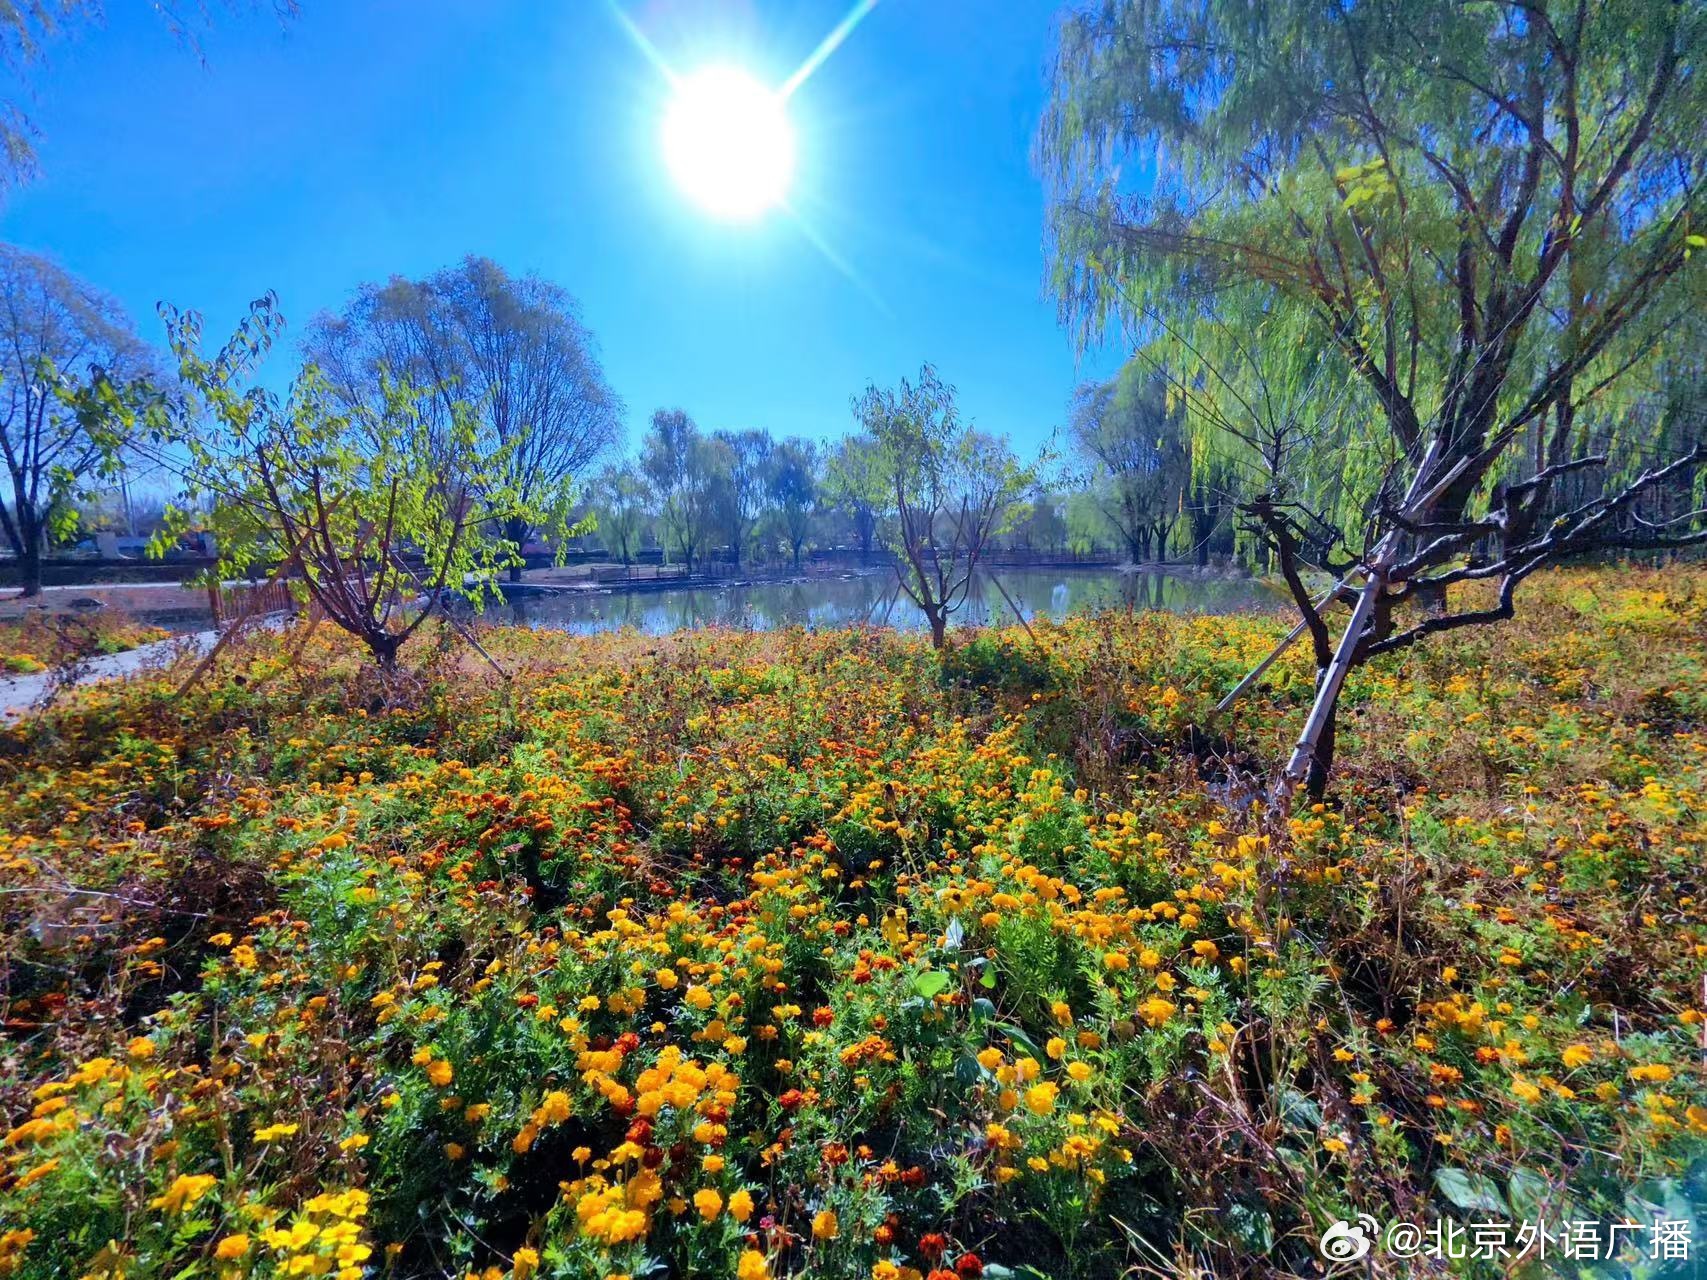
[1042,0,1707,541]
[848,364,1042,644]
[157,295,580,665]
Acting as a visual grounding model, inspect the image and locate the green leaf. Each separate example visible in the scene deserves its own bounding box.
[913,969,951,999]
[1435,1168,1508,1215]
[1506,1167,1551,1219]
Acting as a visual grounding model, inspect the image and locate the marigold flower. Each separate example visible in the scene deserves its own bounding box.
[693,1187,722,1221]
[728,1188,755,1222]
[214,1235,250,1259]
[812,1209,839,1240]
[151,1172,217,1214]
[737,1251,769,1280]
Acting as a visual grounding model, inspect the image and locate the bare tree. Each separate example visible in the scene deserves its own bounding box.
[304,256,621,581]
[0,243,151,594]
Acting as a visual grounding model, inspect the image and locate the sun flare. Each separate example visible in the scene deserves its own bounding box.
[661,66,795,220]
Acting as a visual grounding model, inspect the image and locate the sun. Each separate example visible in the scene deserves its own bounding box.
[661,66,795,220]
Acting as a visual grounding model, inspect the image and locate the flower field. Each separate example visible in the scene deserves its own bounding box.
[1,567,1704,1279]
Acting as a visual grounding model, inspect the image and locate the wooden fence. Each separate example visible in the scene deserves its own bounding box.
[207,579,298,627]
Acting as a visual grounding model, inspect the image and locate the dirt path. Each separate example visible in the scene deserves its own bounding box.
[0,629,218,722]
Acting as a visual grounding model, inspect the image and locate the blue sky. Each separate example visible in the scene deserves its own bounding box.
[0,0,1122,458]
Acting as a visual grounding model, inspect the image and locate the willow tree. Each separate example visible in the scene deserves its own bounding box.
[1044,0,1707,797]
[1069,365,1192,563]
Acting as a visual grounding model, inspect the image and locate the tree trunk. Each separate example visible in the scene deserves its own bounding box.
[367,631,402,673]
[1304,675,1338,802]
[503,516,530,584]
[16,535,43,598]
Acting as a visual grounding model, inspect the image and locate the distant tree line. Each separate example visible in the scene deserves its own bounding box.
[2,241,1231,610]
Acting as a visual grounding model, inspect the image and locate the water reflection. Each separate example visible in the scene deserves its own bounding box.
[480,569,1269,637]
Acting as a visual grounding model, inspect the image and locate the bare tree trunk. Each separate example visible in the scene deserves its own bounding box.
[368,632,402,673]
[13,506,46,597]
[16,538,43,597]
[926,605,947,649]
[503,517,530,584]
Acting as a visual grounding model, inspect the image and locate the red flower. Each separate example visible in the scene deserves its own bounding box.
[919,1232,948,1261]
[955,1253,984,1278]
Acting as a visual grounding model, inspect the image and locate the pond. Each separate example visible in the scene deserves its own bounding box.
[478,567,1275,637]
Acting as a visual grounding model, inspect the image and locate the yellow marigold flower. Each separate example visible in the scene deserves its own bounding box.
[126,1037,155,1060]
[14,1159,59,1189]
[1561,1044,1593,1069]
[151,1172,217,1214]
[1050,1000,1072,1026]
[872,1262,900,1280]
[1630,1064,1673,1084]
[339,1134,370,1152]
[512,1247,540,1280]
[254,1122,299,1142]
[536,1091,572,1125]
[1045,1037,1067,1060]
[685,985,714,1010]
[737,1251,769,1280]
[976,1047,1003,1071]
[812,1209,839,1240]
[693,1188,722,1221]
[728,1189,755,1223]
[656,968,679,990]
[1138,997,1176,1027]
[214,1235,250,1260]
[445,1142,466,1160]
[1510,1077,1544,1105]
[1065,1061,1093,1083]
[1322,1137,1347,1154]
[1025,1082,1059,1115]
[426,1059,454,1087]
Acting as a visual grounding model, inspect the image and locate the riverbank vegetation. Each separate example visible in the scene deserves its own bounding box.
[1,566,1703,1279]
